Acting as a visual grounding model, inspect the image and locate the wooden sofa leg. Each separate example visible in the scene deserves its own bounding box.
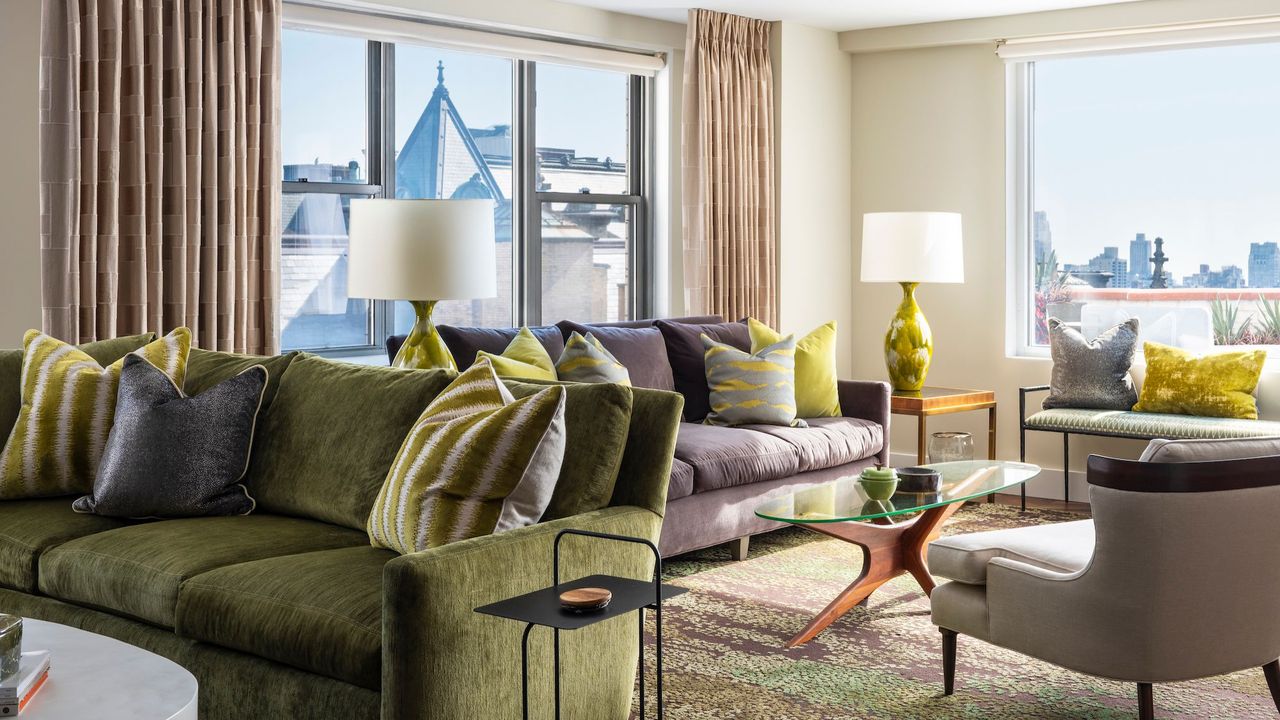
[1263,659,1280,712]
[1138,683,1154,720]
[1062,433,1071,505]
[940,628,957,696]
[729,536,750,561]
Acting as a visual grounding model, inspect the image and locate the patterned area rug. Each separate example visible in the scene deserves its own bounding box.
[635,503,1274,719]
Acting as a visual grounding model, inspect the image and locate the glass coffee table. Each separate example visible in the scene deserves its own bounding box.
[755,460,1040,647]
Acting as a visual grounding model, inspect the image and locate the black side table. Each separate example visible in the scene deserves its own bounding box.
[474,529,687,719]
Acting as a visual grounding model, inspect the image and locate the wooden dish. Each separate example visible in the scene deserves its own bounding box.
[559,587,612,612]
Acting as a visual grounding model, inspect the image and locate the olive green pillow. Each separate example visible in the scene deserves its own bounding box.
[1134,342,1266,419]
[184,348,298,414]
[368,358,567,553]
[0,328,191,499]
[0,332,156,441]
[246,355,453,530]
[504,379,633,520]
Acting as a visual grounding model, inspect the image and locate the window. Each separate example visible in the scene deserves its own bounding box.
[280,28,651,353]
[1011,42,1280,355]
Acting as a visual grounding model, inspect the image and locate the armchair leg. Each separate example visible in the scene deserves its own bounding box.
[728,536,750,562]
[940,628,957,696]
[1263,659,1280,712]
[1137,683,1154,720]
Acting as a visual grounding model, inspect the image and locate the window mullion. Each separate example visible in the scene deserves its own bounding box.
[517,61,542,327]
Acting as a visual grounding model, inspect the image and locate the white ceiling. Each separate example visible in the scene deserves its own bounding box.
[557,0,1146,31]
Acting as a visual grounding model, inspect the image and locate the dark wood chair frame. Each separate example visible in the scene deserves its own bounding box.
[941,453,1280,720]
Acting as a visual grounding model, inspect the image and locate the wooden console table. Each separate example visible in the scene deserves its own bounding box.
[891,387,997,464]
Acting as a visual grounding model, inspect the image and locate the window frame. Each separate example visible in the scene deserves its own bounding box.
[280,32,654,355]
[1007,60,1043,359]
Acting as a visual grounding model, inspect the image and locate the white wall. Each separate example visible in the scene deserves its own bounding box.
[772,22,855,376]
[0,0,43,342]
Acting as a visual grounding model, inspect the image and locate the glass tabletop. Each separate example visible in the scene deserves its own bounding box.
[754,460,1041,524]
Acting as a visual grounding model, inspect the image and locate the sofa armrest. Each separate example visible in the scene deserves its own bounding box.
[839,379,892,464]
[382,506,662,720]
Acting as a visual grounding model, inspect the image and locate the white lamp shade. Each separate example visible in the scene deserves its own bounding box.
[347,199,497,301]
[860,212,964,284]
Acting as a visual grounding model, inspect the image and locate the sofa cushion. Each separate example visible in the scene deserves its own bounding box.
[177,545,392,689]
[438,325,564,370]
[0,498,127,592]
[1024,408,1280,439]
[38,515,366,627]
[184,348,298,414]
[504,380,632,520]
[655,320,749,422]
[744,417,884,473]
[247,355,452,530]
[668,458,694,501]
[928,519,1095,585]
[675,423,800,493]
[556,321,675,391]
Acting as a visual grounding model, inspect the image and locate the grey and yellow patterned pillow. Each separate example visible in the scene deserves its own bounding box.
[701,334,806,428]
[555,332,631,385]
[0,328,192,500]
[367,357,567,554]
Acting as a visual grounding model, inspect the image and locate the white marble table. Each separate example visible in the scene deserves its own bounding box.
[15,619,197,719]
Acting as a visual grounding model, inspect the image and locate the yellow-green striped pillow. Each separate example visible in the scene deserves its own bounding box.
[555,332,631,385]
[702,333,806,428]
[367,357,567,554]
[0,328,192,499]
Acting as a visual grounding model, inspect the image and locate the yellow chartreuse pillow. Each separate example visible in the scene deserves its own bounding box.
[0,327,192,499]
[748,318,841,418]
[1133,341,1265,419]
[475,327,557,381]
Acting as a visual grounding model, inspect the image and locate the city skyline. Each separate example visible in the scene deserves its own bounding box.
[1037,209,1280,290]
[1033,42,1280,281]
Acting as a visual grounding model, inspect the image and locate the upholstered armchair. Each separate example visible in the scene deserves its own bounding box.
[929,449,1280,720]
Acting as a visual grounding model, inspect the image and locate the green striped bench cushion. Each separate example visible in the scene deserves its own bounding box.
[1025,408,1280,440]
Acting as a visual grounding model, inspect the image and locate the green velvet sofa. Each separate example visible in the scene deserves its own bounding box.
[0,337,684,719]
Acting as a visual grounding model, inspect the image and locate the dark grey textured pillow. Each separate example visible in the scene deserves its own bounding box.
[73,354,266,518]
[1044,317,1139,411]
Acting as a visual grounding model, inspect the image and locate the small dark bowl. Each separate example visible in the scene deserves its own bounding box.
[897,467,942,493]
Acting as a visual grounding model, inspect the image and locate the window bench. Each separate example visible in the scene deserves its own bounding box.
[1018,385,1280,508]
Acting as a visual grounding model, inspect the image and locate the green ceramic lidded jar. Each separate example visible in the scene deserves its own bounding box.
[0,614,20,682]
[859,466,900,501]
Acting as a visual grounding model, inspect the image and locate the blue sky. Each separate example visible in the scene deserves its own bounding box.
[281,28,629,174]
[1034,41,1280,279]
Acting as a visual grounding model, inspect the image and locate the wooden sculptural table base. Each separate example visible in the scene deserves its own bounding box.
[784,500,966,648]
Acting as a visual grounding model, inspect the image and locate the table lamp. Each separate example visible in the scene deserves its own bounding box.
[348,199,497,369]
[860,212,964,391]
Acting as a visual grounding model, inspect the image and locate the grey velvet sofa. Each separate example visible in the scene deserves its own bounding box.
[390,316,890,558]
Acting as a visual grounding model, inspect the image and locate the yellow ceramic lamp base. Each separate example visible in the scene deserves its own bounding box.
[393,300,457,370]
[884,282,933,392]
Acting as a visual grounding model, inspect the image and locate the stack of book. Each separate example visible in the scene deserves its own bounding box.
[0,651,50,716]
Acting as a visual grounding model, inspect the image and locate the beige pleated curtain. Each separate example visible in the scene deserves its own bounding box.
[40,0,281,354]
[681,9,777,327]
